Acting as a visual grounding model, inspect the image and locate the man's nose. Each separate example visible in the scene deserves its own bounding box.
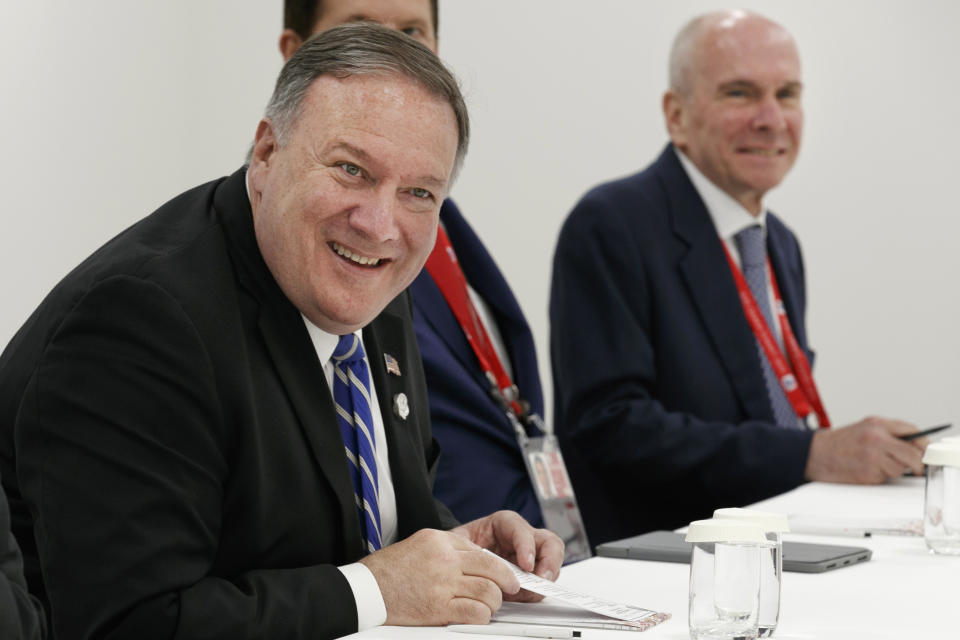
[751,96,788,131]
[349,187,401,243]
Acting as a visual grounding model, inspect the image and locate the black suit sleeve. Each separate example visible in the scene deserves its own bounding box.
[550,195,811,511]
[1,480,45,640]
[16,276,357,640]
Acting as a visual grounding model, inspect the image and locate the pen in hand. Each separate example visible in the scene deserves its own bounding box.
[899,424,951,442]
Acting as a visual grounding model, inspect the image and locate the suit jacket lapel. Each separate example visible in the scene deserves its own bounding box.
[413,200,543,416]
[409,203,489,398]
[409,266,479,371]
[659,148,775,422]
[442,201,515,321]
[362,299,442,539]
[215,169,364,558]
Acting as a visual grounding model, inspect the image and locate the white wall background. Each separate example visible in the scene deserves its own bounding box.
[1,1,957,430]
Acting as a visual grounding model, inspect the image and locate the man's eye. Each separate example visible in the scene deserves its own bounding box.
[410,187,432,200]
[338,162,362,177]
[402,27,424,38]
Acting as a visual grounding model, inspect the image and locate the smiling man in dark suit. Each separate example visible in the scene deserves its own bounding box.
[550,9,925,546]
[280,0,548,529]
[0,23,561,639]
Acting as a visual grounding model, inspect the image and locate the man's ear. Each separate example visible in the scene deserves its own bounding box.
[278,28,304,61]
[249,119,279,194]
[662,90,688,150]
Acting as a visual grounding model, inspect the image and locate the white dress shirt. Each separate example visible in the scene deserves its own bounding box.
[246,172,392,630]
[675,148,807,429]
[674,148,785,347]
[301,318,395,631]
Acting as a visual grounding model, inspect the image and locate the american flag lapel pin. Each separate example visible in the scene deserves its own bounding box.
[384,353,401,376]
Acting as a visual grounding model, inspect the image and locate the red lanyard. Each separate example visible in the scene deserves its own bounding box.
[722,244,831,428]
[424,227,527,418]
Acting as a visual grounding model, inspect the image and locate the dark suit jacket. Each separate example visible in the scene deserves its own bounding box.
[410,200,544,527]
[0,168,455,639]
[550,145,815,546]
[0,477,45,640]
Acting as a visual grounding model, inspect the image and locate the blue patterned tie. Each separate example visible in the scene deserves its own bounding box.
[735,226,799,428]
[332,334,382,552]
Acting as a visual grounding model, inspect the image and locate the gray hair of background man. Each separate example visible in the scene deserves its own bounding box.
[668,9,790,96]
[252,22,469,179]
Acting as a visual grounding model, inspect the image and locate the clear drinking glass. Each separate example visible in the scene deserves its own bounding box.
[687,519,765,640]
[924,443,960,555]
[755,532,781,637]
[713,508,788,637]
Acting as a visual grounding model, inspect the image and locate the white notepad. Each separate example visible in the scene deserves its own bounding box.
[492,602,654,632]
[483,550,670,632]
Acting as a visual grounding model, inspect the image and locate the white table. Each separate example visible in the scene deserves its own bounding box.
[345,479,959,639]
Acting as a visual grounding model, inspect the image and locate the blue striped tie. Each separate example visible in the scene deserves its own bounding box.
[735,225,799,428]
[332,334,382,552]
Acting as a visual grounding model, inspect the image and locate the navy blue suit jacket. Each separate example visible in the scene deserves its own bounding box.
[411,200,545,526]
[550,145,815,546]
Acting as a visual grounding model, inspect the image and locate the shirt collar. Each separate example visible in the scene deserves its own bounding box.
[674,147,768,241]
[301,314,361,364]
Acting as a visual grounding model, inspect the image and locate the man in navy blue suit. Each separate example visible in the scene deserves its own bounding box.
[550,9,926,545]
[281,0,545,527]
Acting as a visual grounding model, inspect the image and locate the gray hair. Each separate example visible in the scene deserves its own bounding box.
[250,22,469,179]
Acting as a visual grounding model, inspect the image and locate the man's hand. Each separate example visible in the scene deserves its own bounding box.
[451,510,565,603]
[359,528,519,626]
[805,416,926,483]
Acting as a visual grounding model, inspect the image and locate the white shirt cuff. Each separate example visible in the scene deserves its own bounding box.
[338,562,387,631]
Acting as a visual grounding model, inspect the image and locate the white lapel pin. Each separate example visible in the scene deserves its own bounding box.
[393,392,410,420]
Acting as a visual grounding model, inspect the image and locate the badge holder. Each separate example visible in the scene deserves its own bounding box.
[501,399,592,564]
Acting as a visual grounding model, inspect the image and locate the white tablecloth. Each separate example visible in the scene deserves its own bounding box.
[344,478,959,639]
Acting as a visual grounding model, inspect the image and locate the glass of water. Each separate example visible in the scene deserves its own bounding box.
[687,518,765,640]
[714,507,789,637]
[923,442,960,555]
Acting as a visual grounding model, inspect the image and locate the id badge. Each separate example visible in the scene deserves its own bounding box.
[520,432,592,563]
